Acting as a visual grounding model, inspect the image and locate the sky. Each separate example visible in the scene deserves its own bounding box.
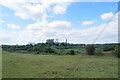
[0,0,119,45]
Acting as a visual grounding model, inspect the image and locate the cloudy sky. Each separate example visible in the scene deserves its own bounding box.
[0,0,119,45]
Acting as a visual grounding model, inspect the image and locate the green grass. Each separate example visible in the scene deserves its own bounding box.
[2,51,118,78]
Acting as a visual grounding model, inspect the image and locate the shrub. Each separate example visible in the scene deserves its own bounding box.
[35,51,40,54]
[43,46,54,53]
[57,50,67,55]
[95,50,103,56]
[114,45,120,58]
[56,50,75,55]
[67,50,75,55]
[86,45,95,55]
[103,45,114,51]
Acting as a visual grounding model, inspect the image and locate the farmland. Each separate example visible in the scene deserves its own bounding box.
[2,51,118,78]
[1,1,119,79]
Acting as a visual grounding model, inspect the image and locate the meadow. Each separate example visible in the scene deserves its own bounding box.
[2,51,118,78]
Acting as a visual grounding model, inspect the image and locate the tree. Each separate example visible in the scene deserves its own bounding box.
[69,50,75,55]
[43,46,54,53]
[114,44,120,58]
[86,45,95,55]
[103,45,115,51]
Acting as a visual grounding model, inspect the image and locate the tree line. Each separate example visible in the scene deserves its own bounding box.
[2,42,120,57]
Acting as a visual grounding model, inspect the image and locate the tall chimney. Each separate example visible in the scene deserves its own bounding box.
[66,39,67,45]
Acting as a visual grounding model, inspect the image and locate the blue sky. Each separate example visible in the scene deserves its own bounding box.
[0,1,118,45]
[1,2,118,29]
[62,2,117,29]
[1,6,35,31]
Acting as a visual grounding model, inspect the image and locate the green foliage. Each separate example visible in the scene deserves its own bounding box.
[103,45,115,51]
[46,42,54,46]
[95,49,103,56]
[56,49,75,55]
[67,50,75,55]
[27,43,55,54]
[57,50,68,55]
[86,45,95,55]
[2,43,118,56]
[114,45,120,58]
[42,46,54,53]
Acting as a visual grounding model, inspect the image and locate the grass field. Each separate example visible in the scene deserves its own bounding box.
[2,51,118,78]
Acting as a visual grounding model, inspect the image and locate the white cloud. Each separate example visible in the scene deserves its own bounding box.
[0,28,17,45]
[53,5,66,14]
[14,3,48,20]
[3,12,117,45]
[0,1,118,44]
[7,24,20,29]
[48,21,71,29]
[101,12,114,20]
[0,20,4,24]
[81,20,97,25]
[26,20,71,30]
[26,20,48,30]
[25,20,72,40]
[0,0,75,21]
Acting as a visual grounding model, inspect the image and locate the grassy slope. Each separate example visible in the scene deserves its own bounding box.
[2,51,118,78]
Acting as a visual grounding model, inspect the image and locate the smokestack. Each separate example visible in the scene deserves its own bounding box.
[66,39,67,45]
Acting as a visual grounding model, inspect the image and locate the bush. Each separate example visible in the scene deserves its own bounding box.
[57,50,67,55]
[103,45,114,51]
[95,50,103,56]
[67,50,75,55]
[86,45,95,55]
[35,51,40,54]
[114,45,120,58]
[56,50,75,55]
[43,46,54,53]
